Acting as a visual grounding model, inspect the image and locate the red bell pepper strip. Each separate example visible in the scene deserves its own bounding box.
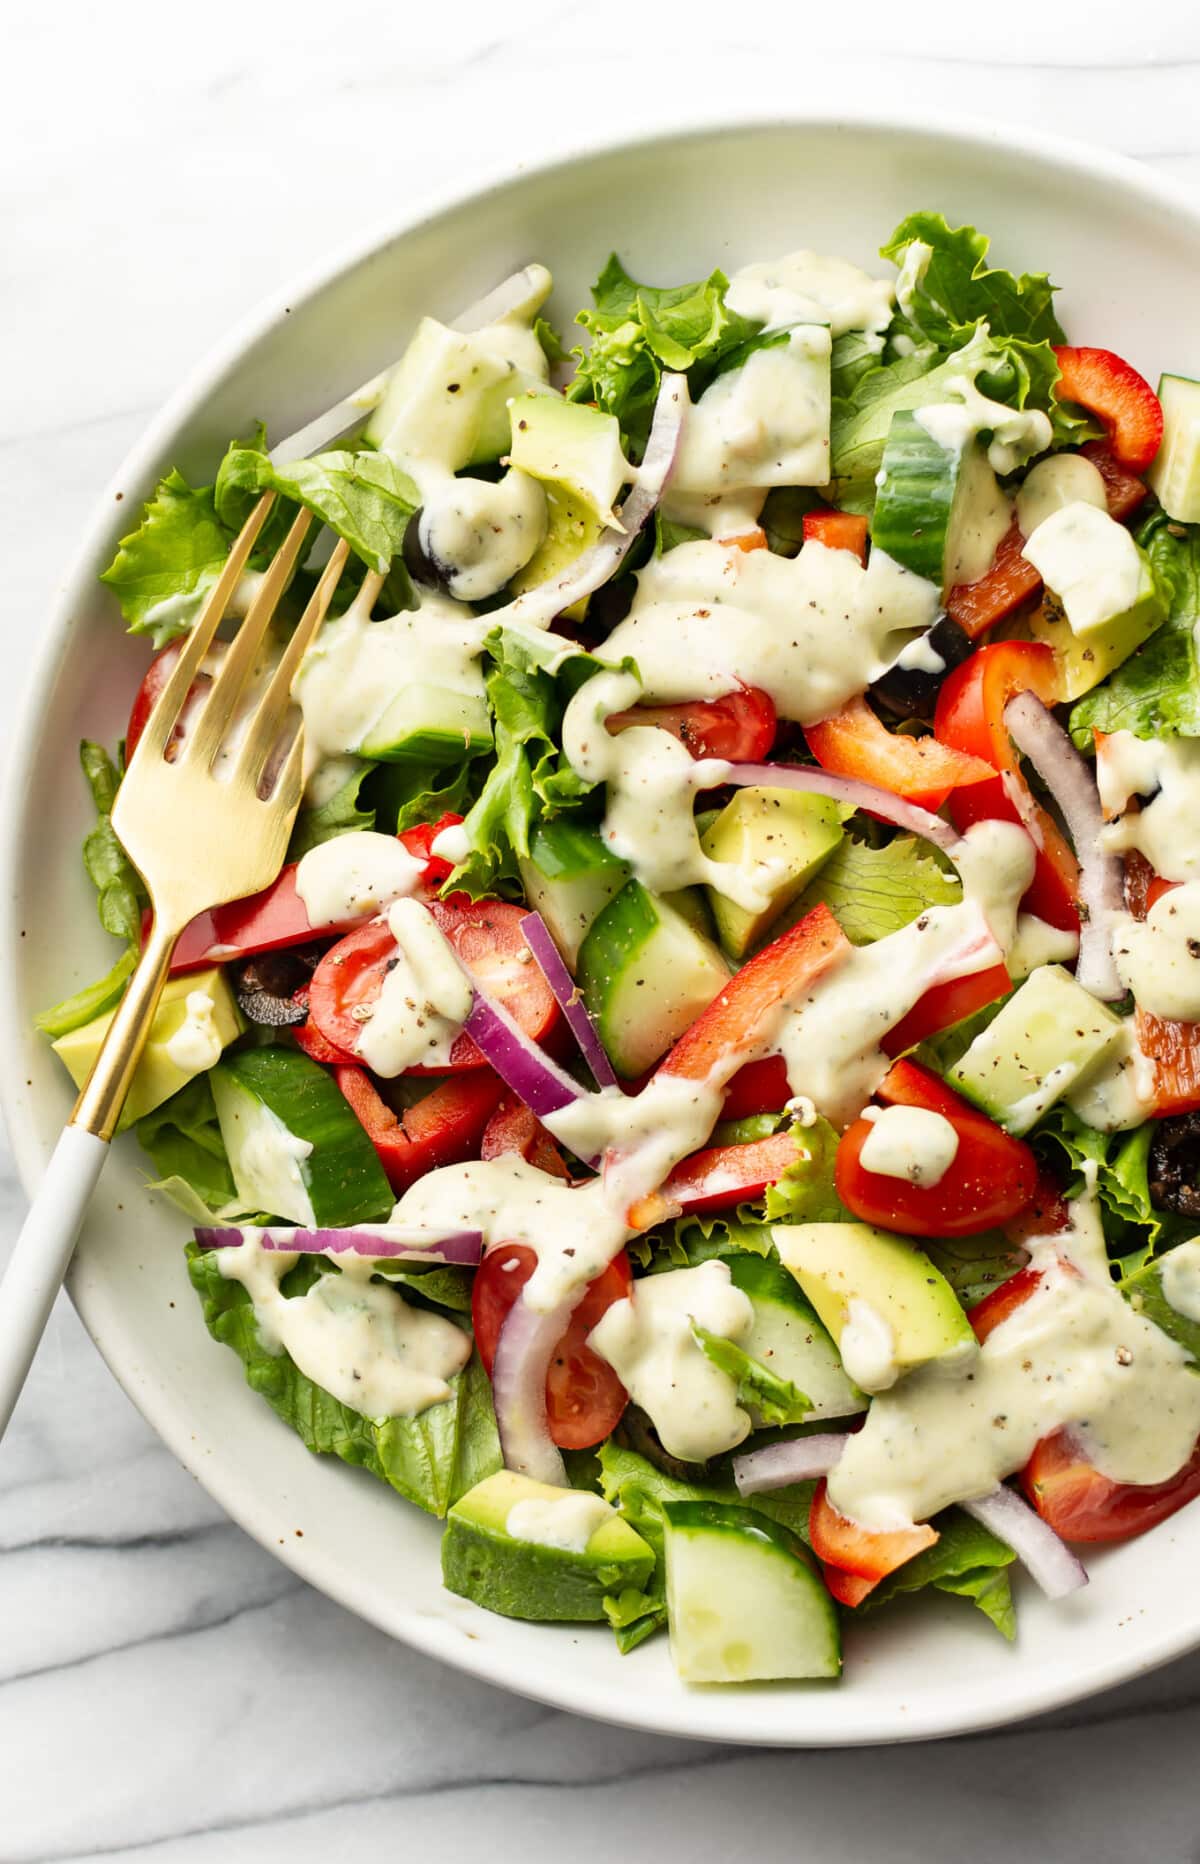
[801,507,869,564]
[934,641,1080,931]
[1079,438,1150,521]
[809,1479,938,1594]
[333,1064,505,1195]
[804,694,994,812]
[626,1130,801,1231]
[721,1054,792,1119]
[1052,347,1164,472]
[881,961,1012,1059]
[1121,851,1200,1115]
[480,1091,570,1180]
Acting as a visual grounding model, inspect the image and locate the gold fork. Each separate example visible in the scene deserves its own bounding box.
[0,494,359,1437]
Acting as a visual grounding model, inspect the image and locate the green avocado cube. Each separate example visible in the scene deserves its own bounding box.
[442,1471,654,1622]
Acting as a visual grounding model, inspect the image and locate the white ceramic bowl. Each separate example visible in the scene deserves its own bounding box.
[5,113,1200,1746]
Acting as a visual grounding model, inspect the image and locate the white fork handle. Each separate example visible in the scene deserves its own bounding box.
[0,1125,109,1439]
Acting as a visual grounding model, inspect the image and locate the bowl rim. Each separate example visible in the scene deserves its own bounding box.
[5,105,1200,1746]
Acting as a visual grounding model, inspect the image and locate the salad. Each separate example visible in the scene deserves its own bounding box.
[40,211,1200,1687]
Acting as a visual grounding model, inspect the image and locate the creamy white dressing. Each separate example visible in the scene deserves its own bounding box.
[912,358,1053,476]
[164,991,223,1075]
[294,830,424,927]
[660,486,767,542]
[1161,1239,1200,1325]
[598,537,939,726]
[505,1491,616,1553]
[304,754,366,809]
[838,1299,900,1394]
[587,1261,756,1463]
[670,326,832,496]
[726,250,895,340]
[295,581,488,772]
[418,467,548,601]
[1021,501,1143,636]
[354,898,474,1076]
[216,1234,470,1419]
[225,1103,315,1227]
[827,1199,1200,1533]
[430,821,472,865]
[859,1104,958,1186]
[1007,912,1080,981]
[952,815,1037,956]
[1066,1019,1157,1133]
[1097,731,1200,884]
[1112,881,1200,1023]
[901,427,1010,587]
[1015,453,1108,537]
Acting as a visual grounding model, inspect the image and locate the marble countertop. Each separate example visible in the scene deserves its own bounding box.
[6,3,1200,1856]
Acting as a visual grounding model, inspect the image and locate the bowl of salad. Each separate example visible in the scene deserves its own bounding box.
[7,112,1200,1745]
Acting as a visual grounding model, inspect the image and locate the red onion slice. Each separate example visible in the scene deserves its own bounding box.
[194,1226,483,1263]
[461,989,594,1148]
[520,912,618,1088]
[961,1484,1088,1599]
[1004,692,1124,1000]
[733,1433,850,1493]
[491,1287,580,1486]
[718,761,961,854]
[483,373,686,635]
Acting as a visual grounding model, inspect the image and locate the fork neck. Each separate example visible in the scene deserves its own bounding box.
[70,917,180,1142]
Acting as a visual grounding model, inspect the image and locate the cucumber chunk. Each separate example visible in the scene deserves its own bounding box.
[662,1500,840,1682]
[576,881,730,1077]
[728,1255,866,1419]
[871,411,1008,592]
[517,821,629,968]
[946,964,1125,1135]
[1148,373,1200,523]
[358,683,493,763]
[210,1047,392,1227]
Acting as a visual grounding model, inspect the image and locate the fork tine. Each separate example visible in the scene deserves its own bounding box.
[129,492,276,769]
[183,505,314,771]
[233,539,366,788]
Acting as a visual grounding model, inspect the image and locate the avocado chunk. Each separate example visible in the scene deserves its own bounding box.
[577,880,730,1077]
[51,966,241,1128]
[727,1254,866,1419]
[700,787,846,959]
[1022,506,1168,700]
[946,963,1125,1135]
[772,1220,975,1390]
[365,314,547,469]
[1026,562,1168,701]
[507,484,604,620]
[442,1470,654,1622]
[662,1500,841,1682]
[507,394,630,526]
[517,821,629,969]
[1120,1240,1200,1361]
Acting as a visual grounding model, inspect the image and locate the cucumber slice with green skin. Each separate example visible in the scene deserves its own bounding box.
[1148,374,1200,523]
[210,1048,393,1227]
[727,1255,866,1419]
[946,963,1125,1135]
[662,1500,841,1682]
[576,881,730,1078]
[518,822,629,969]
[358,685,493,763]
[871,410,1008,591]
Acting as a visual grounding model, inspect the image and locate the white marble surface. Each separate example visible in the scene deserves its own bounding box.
[6,2,1200,1856]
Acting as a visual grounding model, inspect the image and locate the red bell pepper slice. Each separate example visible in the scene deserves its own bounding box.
[881,961,1012,1059]
[804,694,994,812]
[606,687,777,763]
[1120,852,1200,1114]
[809,1479,938,1591]
[1052,347,1164,472]
[801,507,869,565]
[627,1129,801,1231]
[721,1054,792,1119]
[333,1064,505,1195]
[480,1091,570,1180]
[934,641,1080,931]
[1079,438,1150,521]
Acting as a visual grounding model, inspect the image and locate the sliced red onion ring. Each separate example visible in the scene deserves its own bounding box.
[717,760,961,854]
[483,372,686,635]
[520,912,617,1088]
[733,1433,850,1493]
[491,1287,580,1486]
[461,989,595,1149]
[1003,692,1124,1000]
[194,1226,483,1263]
[961,1484,1089,1599]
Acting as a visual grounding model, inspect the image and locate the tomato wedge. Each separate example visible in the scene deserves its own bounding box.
[968,1265,1052,1343]
[308,899,559,1073]
[1052,347,1164,472]
[291,987,355,1065]
[934,641,1080,931]
[836,1059,1037,1238]
[480,1091,570,1180]
[1080,438,1150,521]
[168,813,465,975]
[126,638,223,761]
[472,1244,633,1450]
[658,903,850,1085]
[606,687,777,762]
[801,507,869,564]
[1022,1428,1200,1544]
[627,1130,801,1231]
[881,961,1012,1059]
[721,1054,792,1119]
[809,1479,938,1592]
[805,694,993,813]
[1121,853,1200,1115]
[334,1064,505,1195]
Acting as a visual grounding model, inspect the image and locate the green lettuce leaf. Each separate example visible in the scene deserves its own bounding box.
[859,1506,1016,1639]
[34,947,138,1042]
[923,1229,1030,1309]
[764,1117,847,1223]
[186,1245,500,1515]
[214,431,419,575]
[1035,1102,1188,1266]
[287,760,377,861]
[100,470,235,645]
[1070,510,1200,744]
[692,1325,811,1426]
[881,212,1066,350]
[790,830,961,946]
[136,1076,243,1218]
